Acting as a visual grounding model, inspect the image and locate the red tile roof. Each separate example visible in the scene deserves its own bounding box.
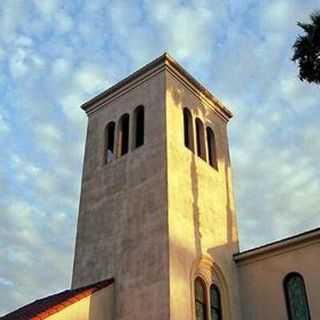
[1,278,114,320]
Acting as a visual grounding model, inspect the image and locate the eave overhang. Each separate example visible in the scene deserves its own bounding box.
[80,53,233,121]
[234,227,320,265]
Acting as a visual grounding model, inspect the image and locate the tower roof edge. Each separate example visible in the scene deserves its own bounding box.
[81,52,233,120]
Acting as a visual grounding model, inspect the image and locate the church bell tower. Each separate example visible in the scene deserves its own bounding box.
[72,53,242,320]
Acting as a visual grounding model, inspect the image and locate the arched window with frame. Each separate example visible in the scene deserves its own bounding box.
[206,127,218,169]
[104,121,115,163]
[133,105,144,148]
[210,284,222,320]
[284,273,311,320]
[118,113,130,157]
[183,108,194,152]
[195,118,206,161]
[195,277,207,320]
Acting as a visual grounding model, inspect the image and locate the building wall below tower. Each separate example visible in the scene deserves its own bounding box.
[47,286,114,320]
[237,233,320,320]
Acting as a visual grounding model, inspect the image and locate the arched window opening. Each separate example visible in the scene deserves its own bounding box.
[105,121,115,163]
[134,105,144,148]
[284,273,311,320]
[118,113,130,157]
[195,277,207,320]
[183,108,194,151]
[210,285,222,320]
[195,118,206,161]
[206,127,218,169]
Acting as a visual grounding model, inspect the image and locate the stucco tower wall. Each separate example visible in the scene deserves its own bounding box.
[72,69,170,320]
[165,69,242,320]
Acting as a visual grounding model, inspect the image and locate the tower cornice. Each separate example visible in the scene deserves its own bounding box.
[80,52,233,121]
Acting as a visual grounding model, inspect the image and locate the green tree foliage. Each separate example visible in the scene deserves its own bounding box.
[292,11,320,84]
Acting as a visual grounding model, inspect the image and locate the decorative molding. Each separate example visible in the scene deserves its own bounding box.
[164,61,231,123]
[190,255,231,320]
[80,53,233,122]
[82,64,165,116]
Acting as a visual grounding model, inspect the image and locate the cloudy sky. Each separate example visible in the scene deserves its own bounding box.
[1,0,320,315]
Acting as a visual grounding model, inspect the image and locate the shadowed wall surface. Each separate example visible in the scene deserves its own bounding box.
[72,66,169,320]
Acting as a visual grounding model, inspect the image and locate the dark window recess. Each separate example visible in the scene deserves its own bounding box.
[284,273,311,320]
[105,122,115,163]
[196,118,206,161]
[118,113,130,156]
[183,108,194,151]
[195,277,207,320]
[206,127,218,169]
[134,106,144,148]
[210,285,222,320]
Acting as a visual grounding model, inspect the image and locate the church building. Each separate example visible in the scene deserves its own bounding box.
[3,53,320,320]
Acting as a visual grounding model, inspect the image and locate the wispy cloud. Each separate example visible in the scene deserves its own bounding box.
[0,0,319,315]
